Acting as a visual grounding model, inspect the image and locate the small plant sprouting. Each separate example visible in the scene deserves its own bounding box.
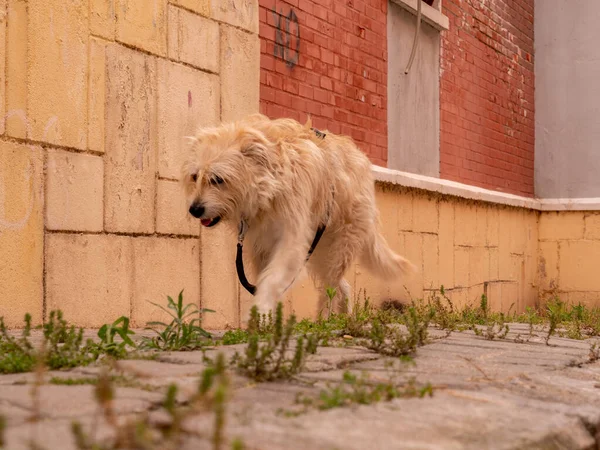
[589,342,600,363]
[140,290,215,351]
[545,297,565,345]
[0,314,36,374]
[233,303,317,382]
[221,329,249,345]
[292,359,433,413]
[96,316,136,358]
[325,286,337,319]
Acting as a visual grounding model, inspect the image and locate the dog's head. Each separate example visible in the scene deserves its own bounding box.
[181,117,278,228]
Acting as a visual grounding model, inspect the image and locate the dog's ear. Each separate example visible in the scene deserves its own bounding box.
[238,129,273,169]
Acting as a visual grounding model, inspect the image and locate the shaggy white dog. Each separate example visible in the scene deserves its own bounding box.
[181,114,415,320]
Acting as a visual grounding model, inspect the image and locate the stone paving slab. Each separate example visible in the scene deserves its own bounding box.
[1,325,599,450]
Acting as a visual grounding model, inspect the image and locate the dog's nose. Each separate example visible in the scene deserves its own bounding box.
[189,203,205,218]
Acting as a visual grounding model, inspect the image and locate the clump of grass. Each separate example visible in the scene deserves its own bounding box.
[0,311,122,374]
[96,316,136,359]
[366,306,432,356]
[545,297,564,345]
[221,329,249,345]
[140,290,214,351]
[0,414,5,448]
[71,353,231,450]
[0,314,36,373]
[233,303,318,382]
[49,376,98,386]
[589,342,600,363]
[292,358,432,413]
[470,316,510,340]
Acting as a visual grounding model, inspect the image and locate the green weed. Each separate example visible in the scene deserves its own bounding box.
[233,303,317,382]
[140,290,214,351]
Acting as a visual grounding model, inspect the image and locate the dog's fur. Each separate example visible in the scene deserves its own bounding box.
[181,114,415,319]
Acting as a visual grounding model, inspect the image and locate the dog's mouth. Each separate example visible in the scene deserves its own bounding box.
[200,217,221,227]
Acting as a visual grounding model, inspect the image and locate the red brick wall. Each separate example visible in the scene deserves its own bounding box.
[440,0,535,196]
[259,0,388,166]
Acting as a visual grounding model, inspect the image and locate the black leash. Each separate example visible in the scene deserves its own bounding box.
[236,221,327,296]
[236,126,328,296]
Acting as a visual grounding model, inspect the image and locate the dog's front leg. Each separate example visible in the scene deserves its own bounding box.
[251,233,309,319]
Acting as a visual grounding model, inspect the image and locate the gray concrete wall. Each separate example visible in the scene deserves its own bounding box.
[535,0,600,198]
[387,2,440,177]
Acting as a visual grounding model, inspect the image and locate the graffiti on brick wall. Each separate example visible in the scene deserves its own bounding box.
[272,8,300,68]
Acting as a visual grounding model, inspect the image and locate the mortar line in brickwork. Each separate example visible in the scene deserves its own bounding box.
[0,135,105,157]
[158,176,179,183]
[42,149,48,323]
[436,280,518,292]
[170,3,256,37]
[46,229,200,240]
[101,39,221,78]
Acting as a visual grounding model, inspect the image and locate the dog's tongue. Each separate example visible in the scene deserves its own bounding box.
[200,219,212,227]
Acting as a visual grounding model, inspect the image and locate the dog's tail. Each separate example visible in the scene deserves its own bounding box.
[361,231,417,280]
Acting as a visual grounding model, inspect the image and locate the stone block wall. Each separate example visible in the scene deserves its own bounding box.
[0,0,260,328]
[538,212,600,307]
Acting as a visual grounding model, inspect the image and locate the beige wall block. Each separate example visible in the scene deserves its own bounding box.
[561,292,600,309]
[131,237,200,327]
[412,195,438,234]
[454,246,469,288]
[559,240,600,292]
[0,0,5,135]
[468,247,489,287]
[105,45,157,233]
[168,5,179,60]
[487,282,503,312]
[539,211,585,241]
[396,191,413,231]
[213,0,258,33]
[46,234,132,327]
[285,270,322,320]
[0,142,44,327]
[28,0,88,149]
[375,187,400,252]
[498,244,517,281]
[156,179,200,236]
[46,150,104,232]
[201,226,239,329]
[88,38,106,153]
[489,247,499,279]
[220,24,260,122]
[422,233,439,290]
[486,207,499,247]
[172,0,209,16]
[5,0,27,138]
[454,203,477,247]
[438,200,454,289]
[116,0,167,56]
[157,60,219,179]
[402,232,424,300]
[508,208,527,254]
[584,213,600,240]
[178,7,220,72]
[90,0,116,39]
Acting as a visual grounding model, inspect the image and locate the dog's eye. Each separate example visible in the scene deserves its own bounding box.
[191,173,198,183]
[210,176,224,186]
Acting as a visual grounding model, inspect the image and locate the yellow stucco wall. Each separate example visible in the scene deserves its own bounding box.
[1,1,599,330]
